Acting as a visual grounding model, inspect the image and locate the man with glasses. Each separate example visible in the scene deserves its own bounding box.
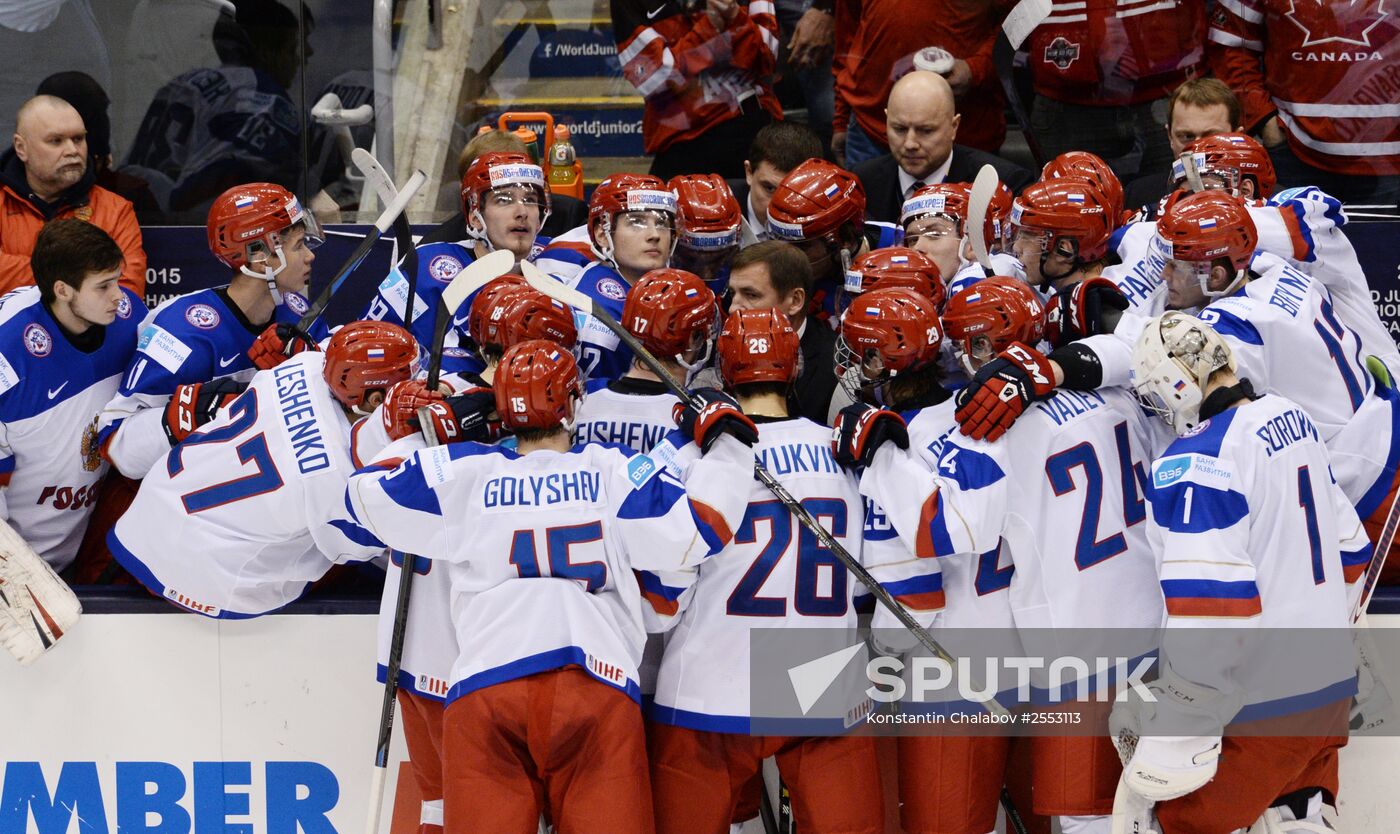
[355,151,552,378]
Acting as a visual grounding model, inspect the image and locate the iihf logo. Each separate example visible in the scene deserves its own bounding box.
[23,323,51,357]
[185,304,221,329]
[1043,36,1080,70]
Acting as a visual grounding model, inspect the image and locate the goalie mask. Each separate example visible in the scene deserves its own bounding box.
[1131,312,1236,435]
[835,288,942,402]
[208,182,323,305]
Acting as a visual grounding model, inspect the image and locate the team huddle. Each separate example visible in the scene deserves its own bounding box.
[1,133,1396,834]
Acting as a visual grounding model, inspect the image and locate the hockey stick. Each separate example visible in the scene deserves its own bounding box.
[352,148,422,328]
[994,0,1051,169]
[967,164,999,277]
[363,247,516,834]
[1179,152,1206,194]
[519,261,1012,719]
[299,168,427,332]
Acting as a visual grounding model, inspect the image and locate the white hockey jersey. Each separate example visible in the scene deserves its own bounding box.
[862,387,1166,694]
[99,286,310,479]
[572,376,679,453]
[343,437,753,705]
[644,418,874,732]
[0,287,145,570]
[946,252,1029,297]
[1146,394,1367,715]
[108,352,384,617]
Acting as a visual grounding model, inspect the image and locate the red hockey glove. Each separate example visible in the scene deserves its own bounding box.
[162,378,248,445]
[421,388,502,445]
[1048,276,1129,347]
[672,388,759,453]
[954,342,1056,442]
[831,403,909,469]
[248,322,318,370]
[382,380,446,441]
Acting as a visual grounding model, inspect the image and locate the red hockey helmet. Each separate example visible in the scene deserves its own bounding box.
[1041,151,1125,224]
[208,182,323,274]
[669,174,742,251]
[900,182,972,235]
[1010,180,1115,263]
[717,308,800,388]
[460,151,551,235]
[766,158,866,245]
[1176,133,1278,199]
[844,247,947,310]
[621,268,719,359]
[1156,190,1258,273]
[323,321,419,411]
[494,340,583,431]
[836,288,943,398]
[469,284,577,355]
[989,181,1015,249]
[942,278,1047,370]
[588,173,677,263]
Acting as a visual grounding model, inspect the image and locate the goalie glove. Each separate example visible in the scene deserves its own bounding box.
[248,322,319,370]
[162,378,249,446]
[0,517,81,665]
[1110,668,1237,803]
[954,342,1056,441]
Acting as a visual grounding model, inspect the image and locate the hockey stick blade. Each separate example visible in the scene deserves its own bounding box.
[1180,152,1206,194]
[352,149,423,327]
[520,262,1011,718]
[1353,487,1400,623]
[424,248,515,389]
[967,165,998,277]
[299,168,427,331]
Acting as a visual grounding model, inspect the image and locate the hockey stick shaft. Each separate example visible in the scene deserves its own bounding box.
[352,149,421,328]
[967,165,999,277]
[1353,484,1400,623]
[363,247,514,834]
[300,169,427,332]
[519,264,1011,719]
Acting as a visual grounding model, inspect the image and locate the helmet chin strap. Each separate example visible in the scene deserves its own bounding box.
[468,209,496,253]
[241,248,288,305]
[1201,267,1248,299]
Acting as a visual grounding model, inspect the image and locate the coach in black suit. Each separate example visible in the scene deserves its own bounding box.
[852,71,1036,225]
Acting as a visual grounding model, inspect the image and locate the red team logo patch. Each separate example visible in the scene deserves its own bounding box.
[23,323,51,357]
[429,255,463,283]
[597,278,627,301]
[185,304,221,329]
[1044,36,1081,70]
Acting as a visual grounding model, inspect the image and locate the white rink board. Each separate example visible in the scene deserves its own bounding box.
[3,614,1400,833]
[0,613,407,834]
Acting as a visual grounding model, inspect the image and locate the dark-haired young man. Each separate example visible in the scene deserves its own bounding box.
[0,219,145,572]
[728,121,825,242]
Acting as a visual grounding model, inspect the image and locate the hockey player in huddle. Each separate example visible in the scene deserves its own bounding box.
[668,174,746,294]
[343,340,757,832]
[832,282,1024,834]
[565,174,680,382]
[0,220,145,573]
[356,151,552,378]
[107,322,418,617]
[1116,313,1366,834]
[100,182,321,481]
[572,269,716,453]
[898,182,1026,297]
[1040,151,1128,228]
[959,191,1398,582]
[644,307,881,834]
[837,276,1165,834]
[765,158,902,326]
[344,286,578,834]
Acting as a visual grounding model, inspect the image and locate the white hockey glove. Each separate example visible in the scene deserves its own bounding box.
[1110,668,1237,803]
[1349,620,1393,734]
[0,517,81,664]
[1110,772,1160,834]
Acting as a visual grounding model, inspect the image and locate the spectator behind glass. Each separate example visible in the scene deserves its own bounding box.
[729,120,824,242]
[612,0,782,180]
[418,129,588,245]
[1123,78,1242,214]
[1208,0,1399,204]
[774,0,835,154]
[0,95,146,297]
[121,0,311,222]
[850,71,1035,225]
[724,240,836,424]
[833,0,1012,166]
[35,72,160,218]
[1023,0,1206,182]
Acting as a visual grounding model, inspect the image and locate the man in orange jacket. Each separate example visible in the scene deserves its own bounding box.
[0,95,145,298]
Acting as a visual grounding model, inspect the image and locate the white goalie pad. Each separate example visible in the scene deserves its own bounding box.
[0,517,81,665]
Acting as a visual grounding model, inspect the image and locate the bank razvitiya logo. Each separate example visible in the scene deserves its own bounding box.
[1285,0,1388,48]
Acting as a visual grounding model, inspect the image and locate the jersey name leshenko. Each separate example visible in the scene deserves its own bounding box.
[483,470,602,507]
[274,362,331,475]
